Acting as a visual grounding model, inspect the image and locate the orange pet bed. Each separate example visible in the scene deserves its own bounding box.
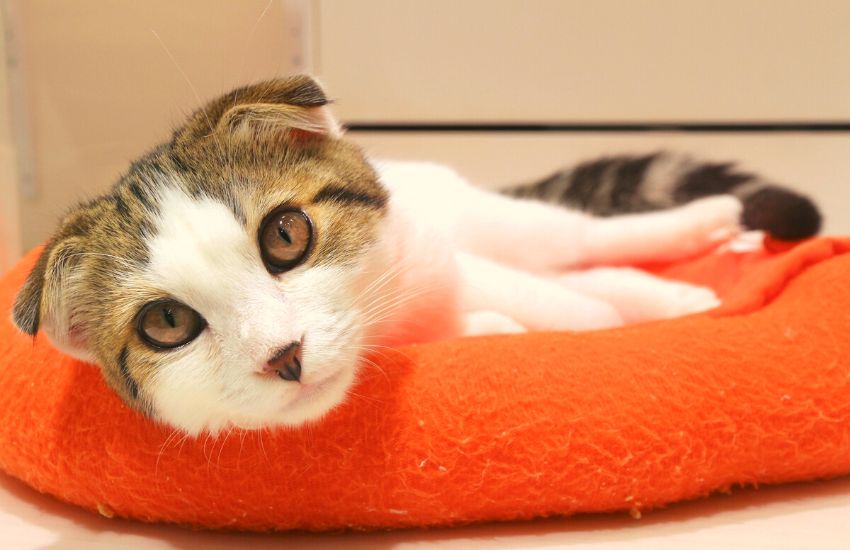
[1,237,850,531]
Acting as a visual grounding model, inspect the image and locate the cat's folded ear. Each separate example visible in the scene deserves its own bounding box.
[12,227,96,363]
[177,75,342,145]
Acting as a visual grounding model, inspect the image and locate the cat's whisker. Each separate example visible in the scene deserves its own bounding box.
[344,383,380,405]
[359,283,450,328]
[351,262,414,312]
[200,431,213,471]
[356,344,412,365]
[246,0,274,47]
[353,257,424,301]
[170,431,191,462]
[155,427,184,475]
[354,354,390,384]
[215,426,235,469]
[358,277,449,315]
[150,29,227,165]
[236,429,247,470]
[255,428,270,465]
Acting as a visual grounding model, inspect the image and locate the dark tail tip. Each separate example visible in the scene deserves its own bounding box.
[742,187,822,240]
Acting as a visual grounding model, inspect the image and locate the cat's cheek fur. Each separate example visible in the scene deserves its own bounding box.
[149,339,245,435]
[148,336,360,436]
[145,279,366,435]
[139,185,368,434]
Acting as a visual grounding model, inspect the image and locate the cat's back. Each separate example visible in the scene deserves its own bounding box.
[372,160,475,232]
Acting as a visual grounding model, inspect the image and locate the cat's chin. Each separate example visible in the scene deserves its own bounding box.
[278,366,355,422]
[223,364,357,433]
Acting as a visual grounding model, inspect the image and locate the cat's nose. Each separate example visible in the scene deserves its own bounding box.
[266,341,302,381]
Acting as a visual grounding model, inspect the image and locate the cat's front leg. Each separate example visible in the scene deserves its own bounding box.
[445,177,740,271]
[457,253,623,333]
[577,195,743,266]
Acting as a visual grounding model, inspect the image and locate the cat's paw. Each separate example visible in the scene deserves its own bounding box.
[659,283,721,318]
[539,299,624,332]
[676,195,743,256]
[463,311,527,336]
[685,195,743,238]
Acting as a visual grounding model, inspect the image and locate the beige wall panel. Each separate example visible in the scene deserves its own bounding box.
[318,0,850,122]
[9,0,307,250]
[349,132,850,235]
[0,4,21,271]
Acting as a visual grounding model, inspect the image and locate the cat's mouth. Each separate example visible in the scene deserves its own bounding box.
[277,367,353,424]
[232,367,350,430]
[292,369,344,401]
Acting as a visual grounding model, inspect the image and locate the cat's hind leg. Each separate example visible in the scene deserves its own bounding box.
[463,311,527,336]
[458,253,624,333]
[557,267,720,324]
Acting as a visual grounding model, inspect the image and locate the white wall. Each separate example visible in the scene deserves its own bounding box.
[2,0,849,264]
[317,0,850,122]
[316,0,850,234]
[5,0,310,251]
[0,4,21,272]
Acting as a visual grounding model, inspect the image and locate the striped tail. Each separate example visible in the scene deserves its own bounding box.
[504,152,822,240]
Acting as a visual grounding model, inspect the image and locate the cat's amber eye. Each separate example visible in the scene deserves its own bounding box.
[136,300,206,350]
[259,207,314,273]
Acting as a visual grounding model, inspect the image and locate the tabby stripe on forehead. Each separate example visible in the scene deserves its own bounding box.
[113,194,131,217]
[169,150,192,173]
[222,192,247,225]
[118,346,140,400]
[312,185,387,208]
[128,181,152,210]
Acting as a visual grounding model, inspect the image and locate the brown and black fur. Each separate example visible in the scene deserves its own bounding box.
[507,152,822,240]
[12,76,388,411]
[11,75,823,415]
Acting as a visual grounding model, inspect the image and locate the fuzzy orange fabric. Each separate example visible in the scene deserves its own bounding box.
[1,238,850,531]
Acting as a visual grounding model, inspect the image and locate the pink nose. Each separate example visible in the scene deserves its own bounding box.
[265,341,302,381]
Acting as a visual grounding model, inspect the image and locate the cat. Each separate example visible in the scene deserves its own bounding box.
[11,76,820,435]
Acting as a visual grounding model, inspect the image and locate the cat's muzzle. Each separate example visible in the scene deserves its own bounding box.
[265,341,303,382]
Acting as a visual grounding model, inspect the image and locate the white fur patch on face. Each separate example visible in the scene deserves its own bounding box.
[142,186,365,435]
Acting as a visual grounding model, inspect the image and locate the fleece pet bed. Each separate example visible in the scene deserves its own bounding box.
[1,237,850,531]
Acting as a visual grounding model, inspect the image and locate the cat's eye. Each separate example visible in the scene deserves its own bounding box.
[136,300,206,350]
[259,207,314,273]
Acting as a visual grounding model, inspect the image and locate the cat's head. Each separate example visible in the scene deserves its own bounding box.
[12,76,392,435]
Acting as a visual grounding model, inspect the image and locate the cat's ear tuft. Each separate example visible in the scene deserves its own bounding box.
[179,75,342,144]
[12,233,95,362]
[217,100,341,139]
[12,250,50,336]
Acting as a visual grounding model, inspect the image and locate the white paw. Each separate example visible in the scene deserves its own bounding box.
[463,311,527,336]
[568,301,625,331]
[659,283,721,318]
[677,195,744,256]
[541,299,625,332]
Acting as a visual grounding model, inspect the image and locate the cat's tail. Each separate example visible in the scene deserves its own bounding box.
[504,152,821,240]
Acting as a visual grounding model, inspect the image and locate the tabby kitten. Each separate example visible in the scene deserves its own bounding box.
[11,76,820,435]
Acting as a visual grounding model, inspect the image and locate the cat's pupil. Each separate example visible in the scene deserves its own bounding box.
[136,299,205,350]
[258,208,313,273]
[162,307,176,328]
[278,225,292,245]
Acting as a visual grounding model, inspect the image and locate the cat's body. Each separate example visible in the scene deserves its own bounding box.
[12,76,821,435]
[375,160,737,336]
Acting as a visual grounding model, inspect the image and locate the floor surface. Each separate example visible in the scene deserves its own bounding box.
[2,470,849,549]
